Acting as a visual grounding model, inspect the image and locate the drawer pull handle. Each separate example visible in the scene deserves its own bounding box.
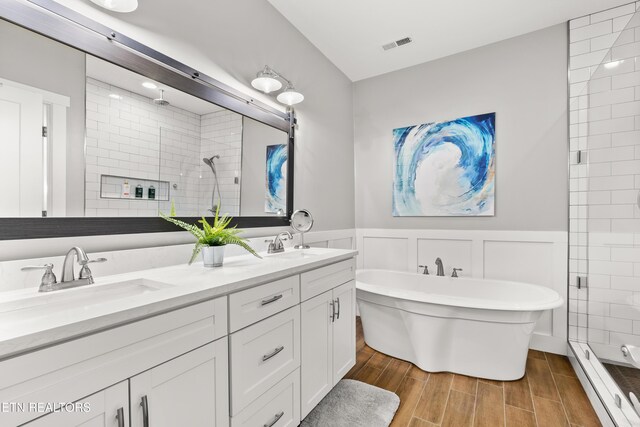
[264,411,285,427]
[140,395,149,427]
[262,345,285,361]
[335,297,341,320]
[261,294,283,306]
[116,407,125,427]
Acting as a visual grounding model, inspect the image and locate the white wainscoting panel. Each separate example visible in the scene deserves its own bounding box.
[362,237,409,271]
[417,239,473,277]
[356,228,568,354]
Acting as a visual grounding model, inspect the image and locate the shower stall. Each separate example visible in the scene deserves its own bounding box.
[569,6,640,425]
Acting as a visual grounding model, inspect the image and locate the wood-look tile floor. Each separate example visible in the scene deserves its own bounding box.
[346,317,602,427]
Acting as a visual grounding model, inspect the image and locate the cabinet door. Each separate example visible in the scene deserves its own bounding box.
[332,280,356,384]
[22,381,128,427]
[130,338,229,427]
[300,290,334,419]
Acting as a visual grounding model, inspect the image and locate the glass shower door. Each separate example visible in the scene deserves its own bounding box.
[575,8,640,424]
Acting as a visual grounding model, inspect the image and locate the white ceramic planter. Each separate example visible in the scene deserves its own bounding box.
[201,245,226,267]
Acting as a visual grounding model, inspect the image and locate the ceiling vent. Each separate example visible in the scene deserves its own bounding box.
[382,37,413,51]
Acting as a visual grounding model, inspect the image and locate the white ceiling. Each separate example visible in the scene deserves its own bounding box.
[268,0,633,81]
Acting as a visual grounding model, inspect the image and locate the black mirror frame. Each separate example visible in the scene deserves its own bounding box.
[0,0,295,240]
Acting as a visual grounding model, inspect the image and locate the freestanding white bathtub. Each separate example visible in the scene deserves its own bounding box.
[356,269,563,380]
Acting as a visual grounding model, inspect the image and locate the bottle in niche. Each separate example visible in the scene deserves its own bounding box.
[121,180,130,198]
[135,184,144,198]
[148,185,156,200]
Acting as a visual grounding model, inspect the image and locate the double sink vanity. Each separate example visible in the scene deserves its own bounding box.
[0,247,357,427]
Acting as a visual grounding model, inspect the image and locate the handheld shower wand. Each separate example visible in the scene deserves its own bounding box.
[203,155,222,213]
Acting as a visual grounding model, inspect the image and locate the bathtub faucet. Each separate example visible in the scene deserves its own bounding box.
[435,258,445,276]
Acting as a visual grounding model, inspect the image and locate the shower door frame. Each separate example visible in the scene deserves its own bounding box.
[566,6,640,425]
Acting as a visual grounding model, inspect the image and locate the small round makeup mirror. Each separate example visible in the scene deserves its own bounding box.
[291,209,314,249]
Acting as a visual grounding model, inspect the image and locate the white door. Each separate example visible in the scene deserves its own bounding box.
[130,339,229,427]
[0,81,43,216]
[332,280,356,384]
[22,381,128,427]
[300,290,333,418]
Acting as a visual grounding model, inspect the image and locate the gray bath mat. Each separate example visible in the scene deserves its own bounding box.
[301,379,400,427]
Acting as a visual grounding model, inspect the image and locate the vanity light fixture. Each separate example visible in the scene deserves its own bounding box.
[142,81,157,89]
[276,84,304,106]
[251,66,282,93]
[88,0,138,13]
[251,65,304,105]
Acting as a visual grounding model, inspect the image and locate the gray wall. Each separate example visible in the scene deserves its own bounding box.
[0,20,86,216]
[241,117,289,216]
[353,24,568,231]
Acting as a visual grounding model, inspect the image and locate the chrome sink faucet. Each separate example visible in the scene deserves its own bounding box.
[22,247,107,292]
[435,258,445,276]
[61,246,89,283]
[265,231,293,254]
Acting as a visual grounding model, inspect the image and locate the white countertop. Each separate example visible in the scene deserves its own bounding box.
[0,247,357,360]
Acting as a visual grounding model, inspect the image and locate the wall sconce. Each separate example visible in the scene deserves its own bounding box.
[251,65,304,106]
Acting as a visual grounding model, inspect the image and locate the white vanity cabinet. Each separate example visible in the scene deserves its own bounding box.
[2,253,357,427]
[300,280,356,418]
[22,381,129,427]
[130,339,229,427]
[228,257,356,424]
[1,298,228,427]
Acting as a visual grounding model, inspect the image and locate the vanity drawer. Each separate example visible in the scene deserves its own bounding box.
[231,368,300,427]
[229,275,300,332]
[230,306,300,416]
[300,258,356,301]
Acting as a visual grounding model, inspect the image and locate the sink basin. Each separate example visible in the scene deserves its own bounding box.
[0,278,174,327]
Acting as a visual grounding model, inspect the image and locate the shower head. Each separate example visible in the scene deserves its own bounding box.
[202,155,220,167]
[203,155,220,174]
[153,89,170,106]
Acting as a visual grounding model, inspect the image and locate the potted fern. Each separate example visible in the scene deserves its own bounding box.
[160,206,261,267]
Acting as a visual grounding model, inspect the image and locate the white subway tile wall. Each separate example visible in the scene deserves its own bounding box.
[569,3,640,351]
[84,78,242,217]
[200,111,242,216]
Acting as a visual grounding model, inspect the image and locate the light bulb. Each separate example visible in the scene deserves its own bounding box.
[276,85,304,105]
[251,67,282,93]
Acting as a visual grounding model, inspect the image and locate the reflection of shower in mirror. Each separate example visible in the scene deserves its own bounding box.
[202,155,222,214]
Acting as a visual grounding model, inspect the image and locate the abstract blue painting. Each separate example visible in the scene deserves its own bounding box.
[393,113,495,216]
[265,144,287,213]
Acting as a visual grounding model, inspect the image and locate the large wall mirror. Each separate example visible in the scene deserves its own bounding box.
[0,0,294,239]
